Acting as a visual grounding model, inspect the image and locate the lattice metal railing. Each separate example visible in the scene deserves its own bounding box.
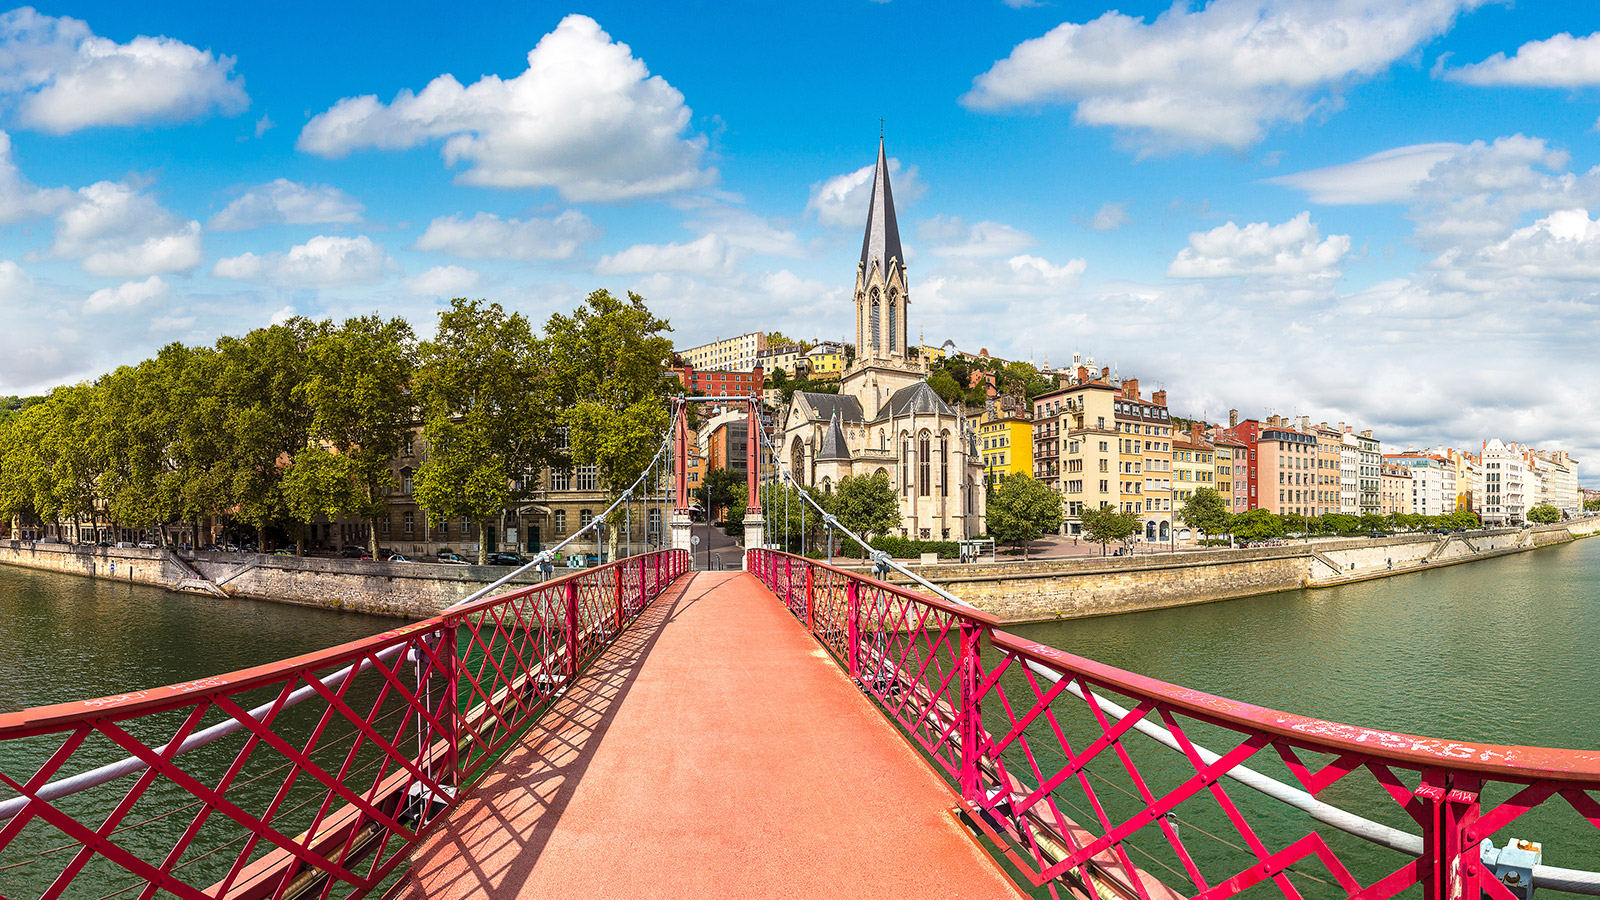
[0,549,688,900]
[748,549,1600,900]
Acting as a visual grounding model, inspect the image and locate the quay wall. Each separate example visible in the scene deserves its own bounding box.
[871,518,1600,624]
[0,541,545,619]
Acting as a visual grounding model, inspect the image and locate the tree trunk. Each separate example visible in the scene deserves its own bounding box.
[369,519,379,559]
[477,521,490,565]
[295,522,305,557]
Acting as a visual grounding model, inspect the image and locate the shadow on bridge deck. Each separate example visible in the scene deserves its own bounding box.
[385,571,1024,900]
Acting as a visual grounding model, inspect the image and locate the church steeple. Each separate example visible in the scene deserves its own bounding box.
[859,138,903,275]
[853,138,909,370]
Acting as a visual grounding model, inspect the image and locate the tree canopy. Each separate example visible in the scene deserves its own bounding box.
[986,474,1062,559]
[1526,503,1559,524]
[1078,503,1141,555]
[827,470,900,557]
[1177,487,1229,538]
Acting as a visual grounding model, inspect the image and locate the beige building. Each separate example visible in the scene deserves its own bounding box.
[1033,367,1120,536]
[679,331,767,372]
[1113,378,1174,541]
[779,140,985,541]
[1379,463,1412,516]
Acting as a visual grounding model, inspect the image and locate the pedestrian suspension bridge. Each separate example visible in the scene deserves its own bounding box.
[2,400,1599,900]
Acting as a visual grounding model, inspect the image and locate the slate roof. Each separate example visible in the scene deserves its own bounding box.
[870,381,956,422]
[797,391,864,424]
[859,139,904,274]
[817,411,851,461]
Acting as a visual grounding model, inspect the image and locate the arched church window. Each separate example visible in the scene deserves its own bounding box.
[902,434,912,497]
[918,432,931,497]
[870,290,881,351]
[791,438,806,487]
[939,432,949,497]
[888,294,898,353]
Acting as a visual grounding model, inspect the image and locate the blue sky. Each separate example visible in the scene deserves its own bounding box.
[4,1,1600,481]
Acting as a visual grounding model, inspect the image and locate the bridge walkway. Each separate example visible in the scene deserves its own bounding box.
[385,571,1024,900]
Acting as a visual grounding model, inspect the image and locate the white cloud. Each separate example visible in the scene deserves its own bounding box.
[1447,32,1600,87]
[210,179,364,231]
[1443,208,1600,283]
[962,0,1481,151]
[0,131,70,222]
[53,181,203,277]
[1169,211,1349,279]
[414,210,598,259]
[405,264,481,296]
[269,305,296,326]
[298,15,712,201]
[0,8,248,134]
[1090,202,1130,231]
[807,157,924,228]
[596,233,737,276]
[1266,142,1464,204]
[84,275,168,313]
[684,208,804,256]
[213,235,392,288]
[148,313,195,332]
[921,215,1037,257]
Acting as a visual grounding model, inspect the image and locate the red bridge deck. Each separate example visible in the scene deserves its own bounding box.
[386,571,1024,900]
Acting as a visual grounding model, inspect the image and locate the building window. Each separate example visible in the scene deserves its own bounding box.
[580,509,594,528]
[918,434,931,497]
[382,518,391,536]
[403,512,414,535]
[649,508,661,535]
[401,470,414,494]
[576,466,598,491]
[550,469,571,491]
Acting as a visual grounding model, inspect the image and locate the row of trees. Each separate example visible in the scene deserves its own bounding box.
[0,290,676,563]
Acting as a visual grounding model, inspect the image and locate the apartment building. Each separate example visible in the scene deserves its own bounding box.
[1384,453,1456,517]
[678,332,767,372]
[979,406,1034,488]
[1481,438,1528,525]
[1113,378,1174,541]
[670,364,765,397]
[1033,367,1119,536]
[1379,463,1412,516]
[1171,428,1216,507]
[1529,448,1581,515]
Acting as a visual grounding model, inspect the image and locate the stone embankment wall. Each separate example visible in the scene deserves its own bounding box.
[0,541,545,618]
[873,517,1600,624]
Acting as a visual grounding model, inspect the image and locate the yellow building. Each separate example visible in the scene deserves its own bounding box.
[1113,378,1175,542]
[806,343,846,377]
[1171,430,1215,506]
[979,412,1034,488]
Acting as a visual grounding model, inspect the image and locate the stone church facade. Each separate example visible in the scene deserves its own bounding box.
[780,141,986,541]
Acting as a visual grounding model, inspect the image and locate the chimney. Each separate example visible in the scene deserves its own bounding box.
[1125,377,1139,400]
[1297,415,1312,432]
[1077,365,1088,383]
[1190,422,1203,438]
[1229,409,1239,428]
[1152,389,1166,406]
[1101,366,1110,379]
[1360,429,1373,438]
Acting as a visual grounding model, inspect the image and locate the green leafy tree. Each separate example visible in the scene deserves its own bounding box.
[1585,498,1599,512]
[292,315,417,556]
[761,481,825,552]
[1178,486,1230,539]
[217,322,318,553]
[1079,503,1141,556]
[1527,503,1559,524]
[695,467,746,523]
[927,369,964,406]
[1322,513,1360,535]
[827,470,900,558]
[1449,510,1481,529]
[545,289,675,560]
[414,299,552,564]
[1231,508,1286,543]
[999,361,1056,400]
[1281,512,1307,535]
[986,474,1062,559]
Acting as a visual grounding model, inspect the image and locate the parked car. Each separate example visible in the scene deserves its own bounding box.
[486,552,526,566]
[136,541,157,549]
[1368,530,1392,538]
[338,545,365,558]
[386,554,412,562]
[273,549,295,556]
[435,551,469,565]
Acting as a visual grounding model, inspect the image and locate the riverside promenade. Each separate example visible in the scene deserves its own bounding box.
[385,571,1024,900]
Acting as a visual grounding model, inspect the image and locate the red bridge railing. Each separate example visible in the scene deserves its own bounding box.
[0,549,688,900]
[748,549,1600,900]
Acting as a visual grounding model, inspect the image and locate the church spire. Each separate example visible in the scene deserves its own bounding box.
[858,138,903,274]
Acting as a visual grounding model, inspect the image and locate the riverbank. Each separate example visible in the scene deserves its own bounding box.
[867,517,1600,624]
[0,541,547,618]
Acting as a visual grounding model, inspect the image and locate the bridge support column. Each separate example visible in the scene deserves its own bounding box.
[670,513,694,554]
[742,515,765,570]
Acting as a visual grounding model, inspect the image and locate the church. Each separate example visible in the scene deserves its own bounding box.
[780,141,986,541]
